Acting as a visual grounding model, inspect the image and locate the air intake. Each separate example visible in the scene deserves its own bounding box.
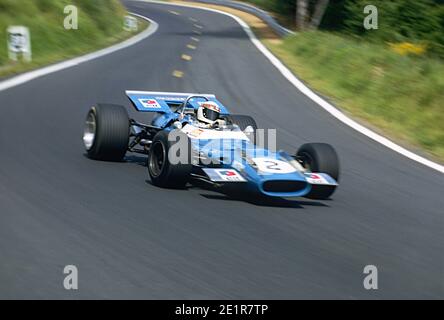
[262,180,307,193]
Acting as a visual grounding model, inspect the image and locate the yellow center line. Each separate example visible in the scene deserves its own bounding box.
[181,54,192,61]
[187,44,197,50]
[172,70,184,78]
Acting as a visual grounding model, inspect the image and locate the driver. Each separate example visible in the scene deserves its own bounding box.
[196,101,224,128]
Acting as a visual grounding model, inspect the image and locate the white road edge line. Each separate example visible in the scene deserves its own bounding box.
[0,13,158,93]
[142,0,444,174]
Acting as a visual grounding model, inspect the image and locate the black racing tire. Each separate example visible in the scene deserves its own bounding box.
[148,130,192,189]
[297,143,340,200]
[83,104,130,161]
[228,114,258,143]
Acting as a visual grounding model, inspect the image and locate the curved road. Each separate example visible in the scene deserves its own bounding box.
[0,1,443,299]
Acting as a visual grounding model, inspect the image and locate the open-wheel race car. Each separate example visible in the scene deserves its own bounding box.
[83,91,340,200]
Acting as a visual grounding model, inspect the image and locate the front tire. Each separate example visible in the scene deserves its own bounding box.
[297,143,340,200]
[148,130,192,188]
[83,104,130,161]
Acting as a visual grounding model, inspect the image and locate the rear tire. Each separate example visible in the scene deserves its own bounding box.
[83,104,130,161]
[228,115,258,143]
[148,130,192,188]
[297,143,340,200]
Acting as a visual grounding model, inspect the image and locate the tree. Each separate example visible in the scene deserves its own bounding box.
[296,0,330,30]
[296,0,309,29]
[310,0,330,29]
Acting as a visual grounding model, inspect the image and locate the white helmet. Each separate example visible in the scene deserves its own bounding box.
[197,101,221,124]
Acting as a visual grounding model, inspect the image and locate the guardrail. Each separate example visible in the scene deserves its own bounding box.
[191,0,294,36]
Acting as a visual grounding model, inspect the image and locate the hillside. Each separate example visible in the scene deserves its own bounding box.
[0,0,145,77]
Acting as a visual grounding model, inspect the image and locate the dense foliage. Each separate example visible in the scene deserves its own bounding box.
[247,0,444,57]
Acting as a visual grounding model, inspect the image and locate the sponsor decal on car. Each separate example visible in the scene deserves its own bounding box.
[139,98,161,109]
[304,173,338,185]
[202,168,246,182]
[216,169,246,182]
[306,173,326,184]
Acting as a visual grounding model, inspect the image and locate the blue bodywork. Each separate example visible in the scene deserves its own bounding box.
[209,140,313,197]
[126,91,336,198]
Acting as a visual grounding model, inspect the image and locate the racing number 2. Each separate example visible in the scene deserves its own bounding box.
[263,160,281,171]
[252,158,297,174]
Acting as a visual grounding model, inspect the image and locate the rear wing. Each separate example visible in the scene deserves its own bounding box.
[125,91,230,114]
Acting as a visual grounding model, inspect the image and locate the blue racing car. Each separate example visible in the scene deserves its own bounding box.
[83,91,340,199]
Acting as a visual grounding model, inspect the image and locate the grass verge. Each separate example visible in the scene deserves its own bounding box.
[0,0,149,78]
[177,1,444,162]
[269,33,444,161]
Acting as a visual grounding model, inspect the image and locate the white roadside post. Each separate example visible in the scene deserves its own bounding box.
[7,26,32,62]
[124,15,138,32]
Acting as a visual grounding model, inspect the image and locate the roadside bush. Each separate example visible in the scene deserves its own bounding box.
[245,0,444,58]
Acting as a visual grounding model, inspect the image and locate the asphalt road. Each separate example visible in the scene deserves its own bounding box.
[0,1,443,299]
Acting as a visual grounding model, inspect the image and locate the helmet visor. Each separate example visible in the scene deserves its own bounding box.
[203,108,219,121]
